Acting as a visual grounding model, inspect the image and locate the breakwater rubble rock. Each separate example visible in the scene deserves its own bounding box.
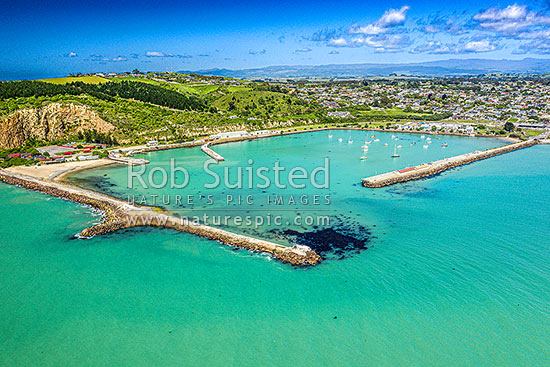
[0,171,321,266]
[362,140,537,188]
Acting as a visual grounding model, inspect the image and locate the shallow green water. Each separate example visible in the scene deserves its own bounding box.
[1,131,549,366]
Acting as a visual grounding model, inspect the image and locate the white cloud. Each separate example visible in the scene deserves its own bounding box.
[90,54,128,62]
[462,39,497,52]
[422,25,440,33]
[473,4,550,35]
[411,38,500,54]
[328,38,349,47]
[146,51,165,57]
[515,39,550,54]
[411,41,455,54]
[65,52,78,58]
[350,34,410,52]
[475,4,527,22]
[379,6,410,27]
[351,6,409,35]
[516,29,550,39]
[145,51,192,58]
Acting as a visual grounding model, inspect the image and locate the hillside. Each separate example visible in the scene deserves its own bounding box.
[184,58,550,79]
[0,75,321,147]
[212,90,313,118]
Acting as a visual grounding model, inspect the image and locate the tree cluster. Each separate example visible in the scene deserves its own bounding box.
[0,80,207,112]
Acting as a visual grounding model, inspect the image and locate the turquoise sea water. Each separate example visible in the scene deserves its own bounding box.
[1,130,549,366]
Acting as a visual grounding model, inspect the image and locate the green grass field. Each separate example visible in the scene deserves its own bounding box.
[212,90,311,116]
[114,76,161,85]
[227,86,252,92]
[38,76,109,84]
[113,78,221,95]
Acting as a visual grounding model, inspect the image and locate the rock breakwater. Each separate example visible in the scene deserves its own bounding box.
[362,140,537,188]
[0,170,321,266]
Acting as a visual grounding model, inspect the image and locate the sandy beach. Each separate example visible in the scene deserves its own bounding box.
[6,158,117,181]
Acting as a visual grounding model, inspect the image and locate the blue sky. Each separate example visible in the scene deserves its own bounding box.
[1,0,550,79]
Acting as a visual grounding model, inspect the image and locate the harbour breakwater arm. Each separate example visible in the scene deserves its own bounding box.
[0,170,321,266]
[201,143,225,161]
[362,140,538,188]
[108,156,150,166]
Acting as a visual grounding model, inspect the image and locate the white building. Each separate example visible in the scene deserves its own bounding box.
[249,130,270,136]
[209,131,250,140]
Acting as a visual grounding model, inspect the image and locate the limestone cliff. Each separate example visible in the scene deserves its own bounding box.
[0,103,114,148]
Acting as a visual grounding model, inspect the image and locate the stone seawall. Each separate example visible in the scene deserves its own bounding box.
[362,140,537,188]
[0,171,321,266]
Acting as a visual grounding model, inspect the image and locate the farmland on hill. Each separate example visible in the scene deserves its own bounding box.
[38,76,109,84]
[212,90,314,118]
[0,74,323,146]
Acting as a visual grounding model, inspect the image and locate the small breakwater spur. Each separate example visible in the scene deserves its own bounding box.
[108,156,150,166]
[0,170,321,266]
[362,139,538,188]
[200,142,225,161]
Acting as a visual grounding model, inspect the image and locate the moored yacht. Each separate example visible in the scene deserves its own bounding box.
[391,145,400,158]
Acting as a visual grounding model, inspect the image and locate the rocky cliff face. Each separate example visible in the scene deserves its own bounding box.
[0,103,114,148]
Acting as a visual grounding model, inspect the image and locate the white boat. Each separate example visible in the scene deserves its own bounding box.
[338,138,343,142]
[391,145,400,158]
[397,145,402,148]
[426,137,431,141]
[423,145,429,149]
[328,132,333,138]
[360,156,368,160]
[365,141,371,144]
[361,145,368,149]
[394,137,399,141]
[391,135,395,139]
[348,137,353,144]
[428,140,432,144]
[442,143,448,147]
[374,138,380,142]
[421,135,425,139]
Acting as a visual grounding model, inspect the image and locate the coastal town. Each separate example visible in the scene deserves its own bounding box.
[72,71,550,129]
[2,71,549,169]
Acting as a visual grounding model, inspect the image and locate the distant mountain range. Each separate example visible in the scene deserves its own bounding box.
[182,58,550,79]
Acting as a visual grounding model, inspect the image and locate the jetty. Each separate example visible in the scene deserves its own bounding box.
[0,170,321,266]
[201,142,225,161]
[108,156,150,166]
[362,140,538,188]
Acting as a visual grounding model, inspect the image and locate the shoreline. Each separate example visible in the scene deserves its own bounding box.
[8,126,518,186]
[6,126,523,190]
[6,158,117,182]
[144,126,523,156]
